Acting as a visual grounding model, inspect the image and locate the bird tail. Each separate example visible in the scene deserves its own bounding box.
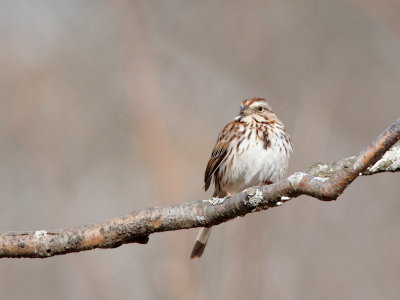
[190,227,212,259]
[190,189,226,259]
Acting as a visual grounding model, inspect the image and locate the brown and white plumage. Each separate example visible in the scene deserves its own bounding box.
[191,98,292,258]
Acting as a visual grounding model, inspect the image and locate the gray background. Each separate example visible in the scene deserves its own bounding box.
[0,1,399,299]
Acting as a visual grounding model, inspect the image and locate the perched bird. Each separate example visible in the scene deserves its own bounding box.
[191,98,292,258]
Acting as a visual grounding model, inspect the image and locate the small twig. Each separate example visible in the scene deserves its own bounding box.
[0,119,399,258]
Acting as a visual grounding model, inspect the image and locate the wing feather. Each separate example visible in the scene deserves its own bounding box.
[204,121,237,191]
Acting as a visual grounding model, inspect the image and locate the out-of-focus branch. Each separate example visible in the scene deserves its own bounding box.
[0,119,399,259]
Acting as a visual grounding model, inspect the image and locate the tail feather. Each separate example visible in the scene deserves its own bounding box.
[191,190,224,259]
[190,227,212,259]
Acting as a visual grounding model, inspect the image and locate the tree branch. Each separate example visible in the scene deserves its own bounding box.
[306,146,400,177]
[1,119,399,258]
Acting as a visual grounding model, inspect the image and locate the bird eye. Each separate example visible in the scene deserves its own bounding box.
[257,106,264,112]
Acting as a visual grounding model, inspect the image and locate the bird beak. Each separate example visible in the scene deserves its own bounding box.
[240,105,250,116]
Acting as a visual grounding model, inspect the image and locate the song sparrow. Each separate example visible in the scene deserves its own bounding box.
[191,98,292,258]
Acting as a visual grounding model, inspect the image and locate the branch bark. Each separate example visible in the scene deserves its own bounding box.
[1,119,399,258]
[306,146,400,177]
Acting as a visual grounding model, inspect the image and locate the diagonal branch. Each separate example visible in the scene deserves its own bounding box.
[306,146,400,177]
[0,119,399,258]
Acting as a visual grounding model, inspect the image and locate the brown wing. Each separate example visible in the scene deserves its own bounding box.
[204,121,236,191]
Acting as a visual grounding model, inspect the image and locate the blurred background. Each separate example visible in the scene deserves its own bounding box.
[0,0,399,299]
